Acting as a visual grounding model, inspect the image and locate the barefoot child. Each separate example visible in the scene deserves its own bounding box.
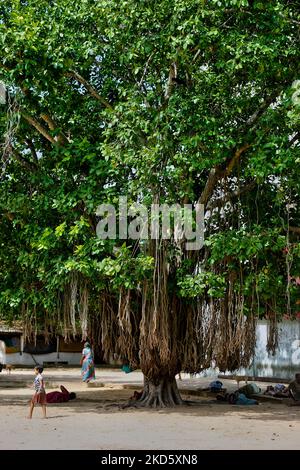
[28,366,47,419]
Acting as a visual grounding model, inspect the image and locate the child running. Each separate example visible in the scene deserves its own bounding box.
[28,366,47,419]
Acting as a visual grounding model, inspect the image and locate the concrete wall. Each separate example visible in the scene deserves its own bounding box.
[187,320,300,381]
[4,351,82,366]
[249,320,300,380]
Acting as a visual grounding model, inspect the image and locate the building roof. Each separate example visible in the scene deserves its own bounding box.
[0,320,23,334]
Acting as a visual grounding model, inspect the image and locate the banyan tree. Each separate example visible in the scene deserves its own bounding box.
[0,1,300,406]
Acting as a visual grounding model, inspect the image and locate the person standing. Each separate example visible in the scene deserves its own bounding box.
[80,342,95,382]
[28,366,47,419]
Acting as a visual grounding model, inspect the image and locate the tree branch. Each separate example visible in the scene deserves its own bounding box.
[40,113,69,145]
[5,78,69,146]
[289,226,300,235]
[246,95,279,128]
[25,138,38,162]
[279,12,300,26]
[198,144,251,208]
[40,113,56,130]
[198,167,222,206]
[21,112,57,144]
[243,83,293,135]
[7,145,37,171]
[138,51,155,88]
[225,143,251,176]
[207,181,256,210]
[164,62,178,101]
[66,70,113,110]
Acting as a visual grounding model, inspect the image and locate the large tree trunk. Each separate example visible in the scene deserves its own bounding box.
[136,376,184,408]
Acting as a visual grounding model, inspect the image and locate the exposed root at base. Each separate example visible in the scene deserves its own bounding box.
[120,398,205,409]
[97,378,208,409]
[97,398,209,410]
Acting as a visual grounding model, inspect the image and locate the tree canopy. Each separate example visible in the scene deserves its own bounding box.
[0,0,300,406]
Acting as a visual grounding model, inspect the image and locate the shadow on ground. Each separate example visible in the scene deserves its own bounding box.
[1,387,300,422]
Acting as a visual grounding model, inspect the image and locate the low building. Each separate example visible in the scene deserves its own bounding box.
[0,321,84,366]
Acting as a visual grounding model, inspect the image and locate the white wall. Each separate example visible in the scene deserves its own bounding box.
[249,320,300,379]
[0,340,6,365]
[4,352,81,366]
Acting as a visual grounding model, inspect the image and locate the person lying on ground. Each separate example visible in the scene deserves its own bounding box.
[216,391,258,405]
[46,385,76,403]
[264,384,290,398]
[288,373,300,403]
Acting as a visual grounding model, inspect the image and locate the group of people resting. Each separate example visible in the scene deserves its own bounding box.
[212,373,300,406]
[264,373,300,403]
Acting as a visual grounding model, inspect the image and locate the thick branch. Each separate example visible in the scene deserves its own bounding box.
[198,144,250,208]
[40,113,56,130]
[164,62,177,101]
[225,144,251,176]
[40,113,69,145]
[198,167,222,206]
[21,112,56,144]
[25,138,38,163]
[66,71,113,110]
[207,181,256,210]
[5,77,69,146]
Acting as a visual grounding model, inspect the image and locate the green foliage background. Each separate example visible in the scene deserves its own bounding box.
[0,0,299,338]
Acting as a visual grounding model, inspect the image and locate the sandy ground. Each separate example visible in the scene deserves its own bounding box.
[0,368,300,450]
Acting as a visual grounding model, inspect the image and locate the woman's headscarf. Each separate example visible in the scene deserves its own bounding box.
[84,342,91,349]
